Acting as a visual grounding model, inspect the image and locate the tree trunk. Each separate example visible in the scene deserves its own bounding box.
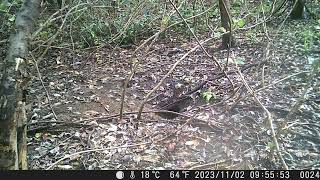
[0,0,41,170]
[218,0,235,49]
[290,0,305,19]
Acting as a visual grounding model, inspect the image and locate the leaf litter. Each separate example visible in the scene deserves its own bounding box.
[27,20,320,170]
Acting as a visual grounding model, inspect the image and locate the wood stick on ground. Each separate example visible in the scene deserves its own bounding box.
[46,141,152,170]
[284,61,318,123]
[30,52,58,121]
[231,5,287,168]
[119,3,183,122]
[46,115,195,170]
[231,49,288,170]
[227,70,308,113]
[137,38,213,120]
[28,109,223,134]
[233,60,288,170]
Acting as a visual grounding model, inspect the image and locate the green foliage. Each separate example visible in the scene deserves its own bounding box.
[36,0,292,48]
[170,2,207,37]
[0,0,23,39]
[233,18,246,29]
[0,3,9,13]
[67,0,160,46]
[266,141,275,151]
[201,90,215,103]
[257,1,270,13]
[231,0,242,15]
[64,0,222,47]
[8,14,15,22]
[236,18,246,28]
[213,31,222,39]
[299,21,320,54]
[0,0,23,12]
[0,0,21,22]
[301,29,314,52]
[81,18,112,46]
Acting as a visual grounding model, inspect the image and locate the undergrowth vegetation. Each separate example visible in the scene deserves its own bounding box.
[30,0,300,47]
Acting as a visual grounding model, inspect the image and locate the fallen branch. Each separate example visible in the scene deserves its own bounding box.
[227,70,308,113]
[233,59,288,170]
[168,0,233,87]
[46,141,152,170]
[137,38,213,120]
[29,52,58,121]
[28,109,224,134]
[119,2,184,122]
[46,115,196,170]
[230,4,288,169]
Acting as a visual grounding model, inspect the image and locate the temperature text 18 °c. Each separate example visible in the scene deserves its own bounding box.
[140,170,161,179]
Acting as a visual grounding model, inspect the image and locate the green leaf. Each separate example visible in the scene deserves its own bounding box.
[8,14,15,22]
[35,133,42,139]
[267,142,275,150]
[233,57,245,65]
[90,30,96,38]
[218,27,226,33]
[0,3,9,13]
[237,19,245,28]
[161,15,169,26]
[202,91,215,103]
[213,31,221,38]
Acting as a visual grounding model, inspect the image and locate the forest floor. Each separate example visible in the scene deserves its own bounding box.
[26,19,319,170]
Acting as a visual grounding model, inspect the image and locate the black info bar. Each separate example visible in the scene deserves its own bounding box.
[1,170,319,179]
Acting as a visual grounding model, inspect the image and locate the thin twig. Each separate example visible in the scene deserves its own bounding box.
[261,2,271,88]
[29,52,58,121]
[32,5,70,39]
[137,38,212,120]
[46,142,151,170]
[284,63,318,122]
[168,0,216,64]
[35,3,88,64]
[109,0,147,43]
[230,4,288,169]
[168,0,234,89]
[277,0,298,30]
[46,114,196,170]
[119,2,184,121]
[221,0,235,90]
[232,58,288,169]
[228,71,308,113]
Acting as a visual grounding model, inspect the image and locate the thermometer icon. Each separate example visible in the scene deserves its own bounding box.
[130,171,135,179]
